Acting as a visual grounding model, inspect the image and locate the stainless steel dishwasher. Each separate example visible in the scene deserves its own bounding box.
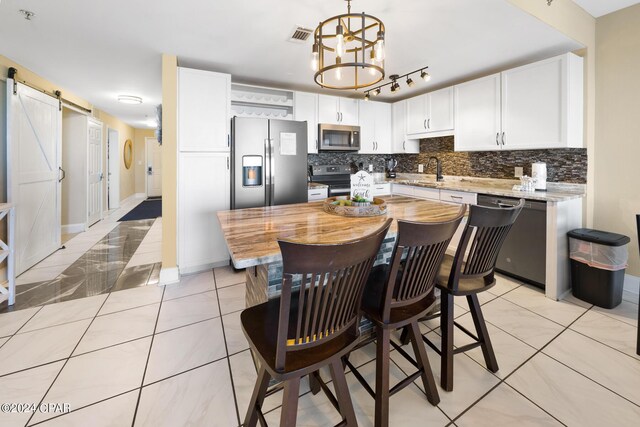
[477,195,547,289]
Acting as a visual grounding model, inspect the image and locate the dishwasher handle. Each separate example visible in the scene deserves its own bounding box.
[478,195,546,211]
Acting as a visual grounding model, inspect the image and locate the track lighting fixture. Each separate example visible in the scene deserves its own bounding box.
[360,67,430,99]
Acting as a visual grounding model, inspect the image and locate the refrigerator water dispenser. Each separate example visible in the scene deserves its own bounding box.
[242,156,263,187]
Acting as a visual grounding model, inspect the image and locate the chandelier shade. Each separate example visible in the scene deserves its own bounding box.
[312,0,385,90]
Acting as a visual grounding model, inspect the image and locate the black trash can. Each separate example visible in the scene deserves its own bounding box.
[568,229,630,309]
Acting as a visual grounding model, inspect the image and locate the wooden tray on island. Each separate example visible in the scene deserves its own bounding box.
[323,197,388,217]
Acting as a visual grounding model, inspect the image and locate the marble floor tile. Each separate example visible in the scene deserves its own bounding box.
[0,319,91,376]
[443,313,538,379]
[479,298,564,349]
[389,331,500,419]
[0,361,64,427]
[34,390,138,427]
[156,291,220,333]
[20,294,107,333]
[570,309,640,359]
[486,274,522,296]
[214,265,246,288]
[0,306,40,337]
[592,300,638,327]
[162,270,215,301]
[74,304,160,355]
[348,359,451,427]
[222,310,248,355]
[144,317,226,385]
[501,284,588,326]
[506,352,640,426]
[134,359,238,427]
[99,285,164,315]
[31,338,151,424]
[0,336,8,347]
[146,263,162,286]
[217,283,246,315]
[16,264,68,286]
[543,329,640,405]
[456,383,561,427]
[127,252,162,269]
[31,251,83,270]
[263,383,346,427]
[110,264,155,292]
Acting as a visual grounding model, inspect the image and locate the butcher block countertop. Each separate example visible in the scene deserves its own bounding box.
[217,195,462,269]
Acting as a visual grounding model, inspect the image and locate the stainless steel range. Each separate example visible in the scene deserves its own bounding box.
[309,165,353,197]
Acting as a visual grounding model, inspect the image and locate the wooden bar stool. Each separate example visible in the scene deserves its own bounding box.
[346,207,465,427]
[423,201,524,392]
[241,219,392,427]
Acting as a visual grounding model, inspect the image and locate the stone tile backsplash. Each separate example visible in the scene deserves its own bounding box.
[308,136,587,183]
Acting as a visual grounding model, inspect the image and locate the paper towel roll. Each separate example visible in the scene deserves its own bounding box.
[532,162,547,191]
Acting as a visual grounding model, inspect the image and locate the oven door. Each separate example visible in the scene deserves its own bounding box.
[328,185,351,198]
[318,124,360,152]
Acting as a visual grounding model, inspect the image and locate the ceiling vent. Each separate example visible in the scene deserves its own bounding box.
[288,26,313,43]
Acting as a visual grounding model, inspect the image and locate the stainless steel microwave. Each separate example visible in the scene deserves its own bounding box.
[318,124,360,152]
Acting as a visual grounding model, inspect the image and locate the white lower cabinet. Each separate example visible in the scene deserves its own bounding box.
[440,190,477,205]
[371,183,391,196]
[413,187,440,201]
[308,187,328,202]
[178,152,230,273]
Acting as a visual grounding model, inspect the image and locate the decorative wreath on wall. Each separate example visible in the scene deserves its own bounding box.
[123,139,133,169]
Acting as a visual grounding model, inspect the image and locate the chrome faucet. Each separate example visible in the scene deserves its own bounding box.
[426,156,444,182]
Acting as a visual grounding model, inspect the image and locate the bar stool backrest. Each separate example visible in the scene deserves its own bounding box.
[448,200,525,292]
[380,206,466,322]
[275,218,392,371]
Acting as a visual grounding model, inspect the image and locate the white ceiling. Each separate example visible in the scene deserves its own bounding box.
[0,0,582,128]
[572,0,640,17]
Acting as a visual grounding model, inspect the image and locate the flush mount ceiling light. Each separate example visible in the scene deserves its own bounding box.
[311,0,385,90]
[19,9,36,20]
[117,95,142,104]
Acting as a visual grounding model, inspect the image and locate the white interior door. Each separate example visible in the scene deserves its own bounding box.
[146,137,162,197]
[107,128,120,209]
[7,81,62,275]
[87,119,103,225]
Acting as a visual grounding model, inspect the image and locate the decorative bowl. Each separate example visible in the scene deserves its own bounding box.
[323,197,387,217]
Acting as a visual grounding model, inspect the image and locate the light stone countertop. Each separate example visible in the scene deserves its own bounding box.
[379,174,585,203]
[307,182,329,189]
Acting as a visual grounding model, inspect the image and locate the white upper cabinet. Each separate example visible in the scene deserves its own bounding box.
[318,95,359,126]
[178,67,231,152]
[358,101,391,154]
[455,53,583,152]
[454,73,502,152]
[392,101,420,154]
[406,89,454,137]
[294,92,318,154]
[501,54,583,149]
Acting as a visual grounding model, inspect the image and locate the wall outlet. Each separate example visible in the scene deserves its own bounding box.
[418,164,424,173]
[368,164,373,172]
[514,167,524,177]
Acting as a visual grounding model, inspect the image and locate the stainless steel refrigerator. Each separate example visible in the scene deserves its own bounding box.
[231,117,308,209]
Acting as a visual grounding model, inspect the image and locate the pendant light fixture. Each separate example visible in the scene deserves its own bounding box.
[311,0,385,90]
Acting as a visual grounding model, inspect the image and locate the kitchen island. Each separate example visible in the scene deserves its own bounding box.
[217,195,461,307]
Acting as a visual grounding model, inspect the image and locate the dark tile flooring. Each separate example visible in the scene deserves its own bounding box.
[0,219,161,313]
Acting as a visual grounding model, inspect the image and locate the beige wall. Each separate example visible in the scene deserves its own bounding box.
[593,4,640,275]
[134,129,157,195]
[161,54,178,270]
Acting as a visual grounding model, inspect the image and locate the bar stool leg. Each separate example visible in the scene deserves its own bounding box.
[309,372,321,395]
[467,294,499,372]
[280,376,301,427]
[375,326,391,427]
[244,365,271,427]
[408,321,440,405]
[440,292,455,391]
[329,358,358,426]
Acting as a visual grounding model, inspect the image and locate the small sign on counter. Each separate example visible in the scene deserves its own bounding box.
[351,171,373,201]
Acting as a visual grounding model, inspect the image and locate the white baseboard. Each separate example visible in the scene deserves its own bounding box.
[159,267,180,286]
[134,193,146,199]
[179,260,229,276]
[62,223,86,234]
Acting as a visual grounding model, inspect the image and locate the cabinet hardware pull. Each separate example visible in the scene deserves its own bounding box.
[496,133,499,146]
[337,112,340,123]
[227,134,230,147]
[451,195,463,199]
[424,119,427,129]
[403,141,406,150]
[501,132,506,146]
[310,192,321,196]
[427,118,431,129]
[226,157,229,170]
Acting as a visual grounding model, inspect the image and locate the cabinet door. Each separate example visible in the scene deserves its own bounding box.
[178,152,230,271]
[374,102,392,154]
[318,95,339,124]
[427,87,454,133]
[338,97,359,126]
[358,100,377,154]
[178,68,230,152]
[294,92,318,154]
[406,94,428,135]
[392,101,406,153]
[501,55,566,149]
[454,73,502,152]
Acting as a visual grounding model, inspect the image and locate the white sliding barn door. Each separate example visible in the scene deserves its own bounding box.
[7,81,62,275]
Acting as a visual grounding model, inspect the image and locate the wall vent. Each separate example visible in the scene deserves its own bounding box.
[289,26,313,43]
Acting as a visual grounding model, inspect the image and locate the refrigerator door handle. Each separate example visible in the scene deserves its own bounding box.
[264,138,271,206]
[268,138,275,206]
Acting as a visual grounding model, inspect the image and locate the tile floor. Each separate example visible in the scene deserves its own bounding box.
[0,267,638,427]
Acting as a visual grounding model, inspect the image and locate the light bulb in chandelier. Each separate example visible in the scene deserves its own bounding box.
[311,43,319,71]
[336,24,345,57]
[335,57,342,80]
[375,30,385,61]
[369,49,377,75]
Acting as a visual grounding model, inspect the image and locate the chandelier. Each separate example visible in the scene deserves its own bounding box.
[311,0,385,90]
